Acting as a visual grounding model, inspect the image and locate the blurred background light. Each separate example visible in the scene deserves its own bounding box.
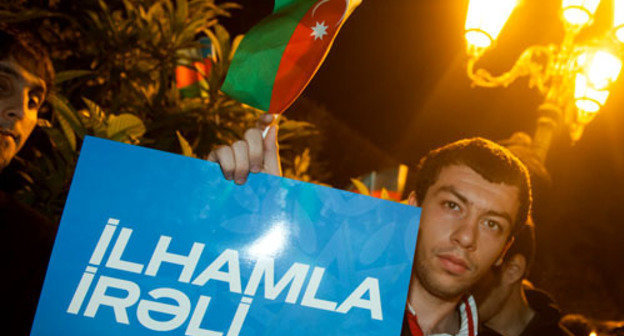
[464,0,518,51]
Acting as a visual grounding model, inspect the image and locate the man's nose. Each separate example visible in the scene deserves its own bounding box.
[0,90,26,121]
[450,217,478,250]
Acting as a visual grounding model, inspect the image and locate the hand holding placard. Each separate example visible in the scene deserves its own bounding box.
[208,114,281,184]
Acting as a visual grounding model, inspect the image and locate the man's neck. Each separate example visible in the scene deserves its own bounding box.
[408,276,462,335]
[485,284,535,336]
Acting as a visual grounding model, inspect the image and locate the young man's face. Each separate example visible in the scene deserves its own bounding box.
[0,58,45,170]
[409,164,519,300]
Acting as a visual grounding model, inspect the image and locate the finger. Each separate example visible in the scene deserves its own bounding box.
[232,140,250,184]
[263,125,281,176]
[207,150,218,162]
[244,128,264,173]
[214,146,235,180]
[256,113,276,129]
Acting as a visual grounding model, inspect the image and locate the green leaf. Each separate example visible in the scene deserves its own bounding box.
[82,97,106,123]
[48,94,86,139]
[81,97,108,135]
[350,178,371,196]
[229,34,244,60]
[176,131,196,157]
[43,127,76,163]
[56,112,77,151]
[380,188,390,200]
[175,0,189,28]
[204,28,223,63]
[54,70,93,85]
[107,114,146,143]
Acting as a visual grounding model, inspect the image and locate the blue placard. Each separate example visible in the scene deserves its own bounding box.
[31,136,420,336]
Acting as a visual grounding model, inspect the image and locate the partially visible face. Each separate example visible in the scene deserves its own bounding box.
[411,164,519,300]
[0,58,45,170]
[471,266,508,322]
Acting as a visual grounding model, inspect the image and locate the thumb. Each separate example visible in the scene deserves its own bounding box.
[263,125,281,176]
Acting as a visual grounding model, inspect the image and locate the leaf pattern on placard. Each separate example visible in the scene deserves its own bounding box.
[219,214,263,234]
[359,223,396,265]
[404,216,420,259]
[232,184,261,213]
[319,188,378,216]
[294,202,317,254]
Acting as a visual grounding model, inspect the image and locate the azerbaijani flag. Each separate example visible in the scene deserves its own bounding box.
[176,37,214,97]
[221,0,361,114]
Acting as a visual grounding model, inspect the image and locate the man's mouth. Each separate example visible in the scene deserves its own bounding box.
[437,253,470,275]
[0,129,18,144]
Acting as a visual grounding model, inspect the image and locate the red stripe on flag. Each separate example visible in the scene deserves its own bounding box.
[176,65,199,88]
[176,60,213,89]
[370,190,402,201]
[195,60,213,79]
[269,0,351,114]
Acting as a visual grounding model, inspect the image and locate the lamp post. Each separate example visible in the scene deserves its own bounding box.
[464,0,623,162]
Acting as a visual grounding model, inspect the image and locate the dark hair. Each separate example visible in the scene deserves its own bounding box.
[0,26,55,97]
[503,218,535,277]
[560,314,594,336]
[414,137,532,236]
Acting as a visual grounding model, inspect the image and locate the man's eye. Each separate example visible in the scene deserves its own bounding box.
[443,201,460,211]
[483,220,500,231]
[0,78,10,94]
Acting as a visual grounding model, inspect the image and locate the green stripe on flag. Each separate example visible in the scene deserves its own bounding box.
[274,0,304,12]
[221,0,316,111]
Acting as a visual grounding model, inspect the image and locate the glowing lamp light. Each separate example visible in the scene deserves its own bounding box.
[577,109,597,124]
[573,49,620,114]
[561,0,601,27]
[574,73,609,113]
[587,50,622,89]
[614,0,624,43]
[577,50,623,90]
[465,0,518,51]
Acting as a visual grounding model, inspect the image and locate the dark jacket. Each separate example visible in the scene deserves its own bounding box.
[478,286,573,336]
[521,287,574,336]
[1,191,57,335]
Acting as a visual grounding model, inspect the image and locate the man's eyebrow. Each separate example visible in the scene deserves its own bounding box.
[434,185,469,204]
[0,64,20,79]
[0,63,46,96]
[30,86,45,97]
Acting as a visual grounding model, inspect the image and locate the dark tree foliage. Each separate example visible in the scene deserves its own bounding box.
[1,0,319,222]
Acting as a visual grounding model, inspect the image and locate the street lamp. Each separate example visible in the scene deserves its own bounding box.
[561,0,600,27]
[464,0,623,162]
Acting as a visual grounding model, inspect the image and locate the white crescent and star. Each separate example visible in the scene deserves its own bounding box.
[311,0,352,27]
[309,0,360,40]
[310,21,329,40]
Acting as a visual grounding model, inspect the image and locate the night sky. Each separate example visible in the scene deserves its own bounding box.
[225,0,624,320]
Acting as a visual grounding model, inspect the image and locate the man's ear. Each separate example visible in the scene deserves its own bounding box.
[494,236,514,267]
[501,254,526,285]
[408,191,419,207]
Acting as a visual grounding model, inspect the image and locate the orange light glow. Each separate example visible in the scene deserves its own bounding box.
[574,49,621,113]
[465,0,518,51]
[614,0,624,43]
[561,0,601,27]
[574,73,609,113]
[577,50,622,90]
